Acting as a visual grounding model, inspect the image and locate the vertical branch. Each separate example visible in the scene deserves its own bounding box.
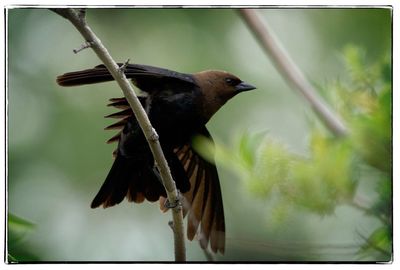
[51,8,186,261]
[239,9,348,137]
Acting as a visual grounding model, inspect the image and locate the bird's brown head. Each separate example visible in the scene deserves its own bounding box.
[193,70,256,121]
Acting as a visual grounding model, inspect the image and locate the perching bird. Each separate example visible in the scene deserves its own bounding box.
[56,63,256,254]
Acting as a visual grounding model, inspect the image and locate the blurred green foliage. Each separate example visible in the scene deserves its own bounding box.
[195,45,392,261]
[8,214,39,262]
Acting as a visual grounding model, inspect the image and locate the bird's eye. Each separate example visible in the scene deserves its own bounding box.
[225,77,240,86]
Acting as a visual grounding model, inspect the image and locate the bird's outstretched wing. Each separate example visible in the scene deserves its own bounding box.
[56,63,197,93]
[173,128,226,254]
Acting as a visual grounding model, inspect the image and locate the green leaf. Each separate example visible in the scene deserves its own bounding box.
[9,213,35,228]
[359,227,392,260]
[8,254,18,263]
[7,213,38,262]
[369,178,392,221]
[8,213,35,245]
[248,138,291,197]
[350,86,391,173]
[238,131,267,169]
[191,135,216,163]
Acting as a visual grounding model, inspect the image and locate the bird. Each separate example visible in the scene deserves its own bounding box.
[56,63,256,254]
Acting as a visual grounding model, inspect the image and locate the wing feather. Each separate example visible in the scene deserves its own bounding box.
[57,63,197,91]
[174,129,225,254]
[102,95,225,254]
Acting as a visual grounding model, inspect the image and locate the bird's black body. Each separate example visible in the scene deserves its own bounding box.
[57,63,256,254]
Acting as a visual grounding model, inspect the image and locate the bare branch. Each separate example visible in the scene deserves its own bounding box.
[239,9,348,137]
[77,8,86,20]
[51,8,186,261]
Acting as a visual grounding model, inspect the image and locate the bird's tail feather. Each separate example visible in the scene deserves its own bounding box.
[90,155,166,208]
[56,65,116,87]
[56,64,150,87]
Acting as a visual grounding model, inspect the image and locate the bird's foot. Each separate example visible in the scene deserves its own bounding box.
[164,191,182,209]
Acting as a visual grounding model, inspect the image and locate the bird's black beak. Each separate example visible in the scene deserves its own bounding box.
[235,82,256,92]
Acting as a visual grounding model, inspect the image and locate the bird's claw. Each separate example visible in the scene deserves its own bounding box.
[164,191,182,209]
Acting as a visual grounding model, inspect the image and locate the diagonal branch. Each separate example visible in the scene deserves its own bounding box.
[239,9,348,137]
[50,8,186,261]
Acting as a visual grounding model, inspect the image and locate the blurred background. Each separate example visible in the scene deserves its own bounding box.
[7,8,391,262]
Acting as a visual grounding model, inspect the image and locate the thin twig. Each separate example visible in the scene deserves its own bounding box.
[50,8,186,261]
[119,58,131,73]
[73,41,93,54]
[238,9,348,137]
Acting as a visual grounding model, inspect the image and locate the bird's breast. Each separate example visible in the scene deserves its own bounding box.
[147,92,205,146]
